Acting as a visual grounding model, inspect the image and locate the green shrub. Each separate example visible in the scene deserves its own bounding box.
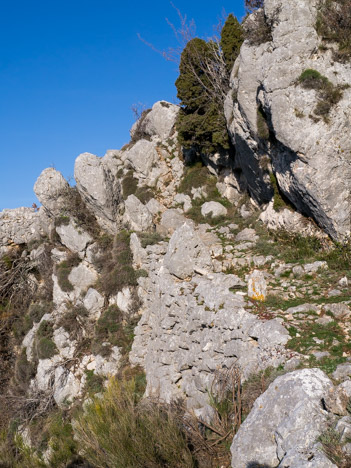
[96,230,138,298]
[34,320,57,360]
[56,254,80,292]
[297,69,344,121]
[92,305,138,357]
[269,173,288,211]
[74,378,196,468]
[134,186,154,204]
[84,370,104,395]
[137,231,164,248]
[178,162,216,196]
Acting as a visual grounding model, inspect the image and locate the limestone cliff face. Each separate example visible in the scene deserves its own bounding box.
[225,0,351,240]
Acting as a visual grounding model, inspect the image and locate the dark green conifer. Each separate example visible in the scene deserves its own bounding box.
[220,14,243,73]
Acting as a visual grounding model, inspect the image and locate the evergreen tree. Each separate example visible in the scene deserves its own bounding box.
[175,14,243,156]
[220,14,243,73]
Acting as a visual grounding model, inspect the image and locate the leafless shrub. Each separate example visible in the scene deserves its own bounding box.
[316,0,351,61]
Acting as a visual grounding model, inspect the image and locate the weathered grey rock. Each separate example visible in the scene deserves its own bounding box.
[325,303,351,320]
[304,261,328,273]
[53,366,81,406]
[68,262,98,296]
[34,168,70,217]
[130,232,147,268]
[285,303,319,315]
[339,276,349,288]
[158,209,193,235]
[236,228,258,243]
[332,363,351,381]
[124,140,158,179]
[146,198,166,216]
[94,346,122,376]
[83,288,104,320]
[231,368,335,468]
[123,195,153,232]
[56,220,92,258]
[131,234,290,409]
[174,194,192,213]
[226,0,351,240]
[0,207,47,248]
[248,270,267,301]
[260,202,328,238]
[130,101,179,141]
[325,381,351,416]
[201,201,228,218]
[164,223,212,279]
[74,152,122,233]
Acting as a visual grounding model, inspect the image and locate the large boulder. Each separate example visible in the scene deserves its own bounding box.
[124,140,158,180]
[231,368,336,467]
[225,0,351,240]
[123,195,153,232]
[74,152,122,234]
[130,101,179,141]
[34,168,70,217]
[164,223,212,279]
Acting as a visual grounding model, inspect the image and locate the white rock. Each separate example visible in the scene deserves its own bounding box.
[56,220,92,258]
[248,270,267,301]
[83,288,104,320]
[201,201,228,218]
[123,195,153,232]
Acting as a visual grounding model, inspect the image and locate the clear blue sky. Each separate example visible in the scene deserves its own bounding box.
[0,1,246,210]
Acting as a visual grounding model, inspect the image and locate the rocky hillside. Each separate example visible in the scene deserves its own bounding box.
[0,0,351,467]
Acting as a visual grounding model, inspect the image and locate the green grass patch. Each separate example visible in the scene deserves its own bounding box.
[56,254,80,292]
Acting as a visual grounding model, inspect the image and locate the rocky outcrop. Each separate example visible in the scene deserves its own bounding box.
[34,168,70,217]
[74,152,122,233]
[130,101,179,141]
[0,207,47,253]
[231,368,336,467]
[130,224,290,411]
[225,0,351,240]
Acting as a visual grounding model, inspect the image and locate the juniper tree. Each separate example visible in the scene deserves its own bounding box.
[220,14,244,73]
[175,14,243,157]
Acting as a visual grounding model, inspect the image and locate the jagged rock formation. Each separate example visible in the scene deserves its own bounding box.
[225,0,351,240]
[1,3,351,460]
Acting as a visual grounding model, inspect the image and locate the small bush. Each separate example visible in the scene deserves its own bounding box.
[14,349,36,393]
[92,305,137,357]
[269,173,289,211]
[57,305,89,339]
[137,231,164,248]
[320,426,351,467]
[34,320,57,360]
[298,68,344,121]
[178,162,216,196]
[316,0,351,61]
[74,378,196,468]
[244,8,273,46]
[84,370,104,395]
[122,170,138,199]
[96,230,138,298]
[131,108,152,143]
[134,186,154,204]
[257,106,270,139]
[56,253,80,292]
